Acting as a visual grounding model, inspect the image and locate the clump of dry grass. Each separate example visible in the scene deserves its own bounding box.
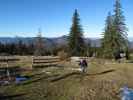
[76,80,120,100]
[58,51,69,61]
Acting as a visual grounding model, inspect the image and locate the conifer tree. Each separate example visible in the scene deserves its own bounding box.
[34,29,45,56]
[102,12,114,58]
[102,0,128,58]
[68,9,85,56]
[113,0,128,52]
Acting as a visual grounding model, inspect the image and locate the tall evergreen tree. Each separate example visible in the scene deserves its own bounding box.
[102,12,114,58]
[68,9,86,56]
[102,0,128,58]
[113,0,128,51]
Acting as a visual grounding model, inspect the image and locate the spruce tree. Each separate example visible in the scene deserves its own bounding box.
[68,9,85,56]
[102,12,114,58]
[113,0,128,53]
[102,0,128,59]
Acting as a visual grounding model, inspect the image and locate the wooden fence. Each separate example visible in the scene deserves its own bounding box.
[0,56,61,68]
[32,56,60,67]
[0,56,20,68]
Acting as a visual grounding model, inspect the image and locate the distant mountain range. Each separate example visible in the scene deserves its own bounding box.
[0,36,133,48]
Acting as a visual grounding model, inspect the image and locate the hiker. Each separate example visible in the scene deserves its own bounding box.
[79,59,88,73]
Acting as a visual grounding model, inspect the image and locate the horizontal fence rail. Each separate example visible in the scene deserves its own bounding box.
[0,56,61,68]
[32,56,60,67]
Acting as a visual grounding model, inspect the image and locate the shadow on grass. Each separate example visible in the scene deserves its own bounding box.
[21,74,59,85]
[18,69,115,85]
[0,93,26,100]
[51,69,116,82]
[88,69,115,75]
[50,72,81,82]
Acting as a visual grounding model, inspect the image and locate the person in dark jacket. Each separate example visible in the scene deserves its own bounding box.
[79,59,88,73]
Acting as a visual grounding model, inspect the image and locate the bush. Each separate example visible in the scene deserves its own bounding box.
[58,51,69,61]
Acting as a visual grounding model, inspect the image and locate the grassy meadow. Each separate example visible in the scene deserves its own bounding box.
[0,58,133,100]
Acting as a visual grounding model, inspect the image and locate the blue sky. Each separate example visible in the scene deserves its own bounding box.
[0,0,132,38]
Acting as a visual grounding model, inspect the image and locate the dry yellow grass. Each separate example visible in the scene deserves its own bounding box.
[0,58,133,100]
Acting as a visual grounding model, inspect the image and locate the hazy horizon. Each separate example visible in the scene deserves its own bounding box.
[0,35,133,40]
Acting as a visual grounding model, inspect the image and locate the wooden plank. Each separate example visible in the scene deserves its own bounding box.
[33,57,59,59]
[31,56,60,67]
[33,60,60,63]
[33,58,59,61]
[33,63,58,67]
[0,58,20,62]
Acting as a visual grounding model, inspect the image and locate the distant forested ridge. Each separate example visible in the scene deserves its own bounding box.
[0,36,133,56]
